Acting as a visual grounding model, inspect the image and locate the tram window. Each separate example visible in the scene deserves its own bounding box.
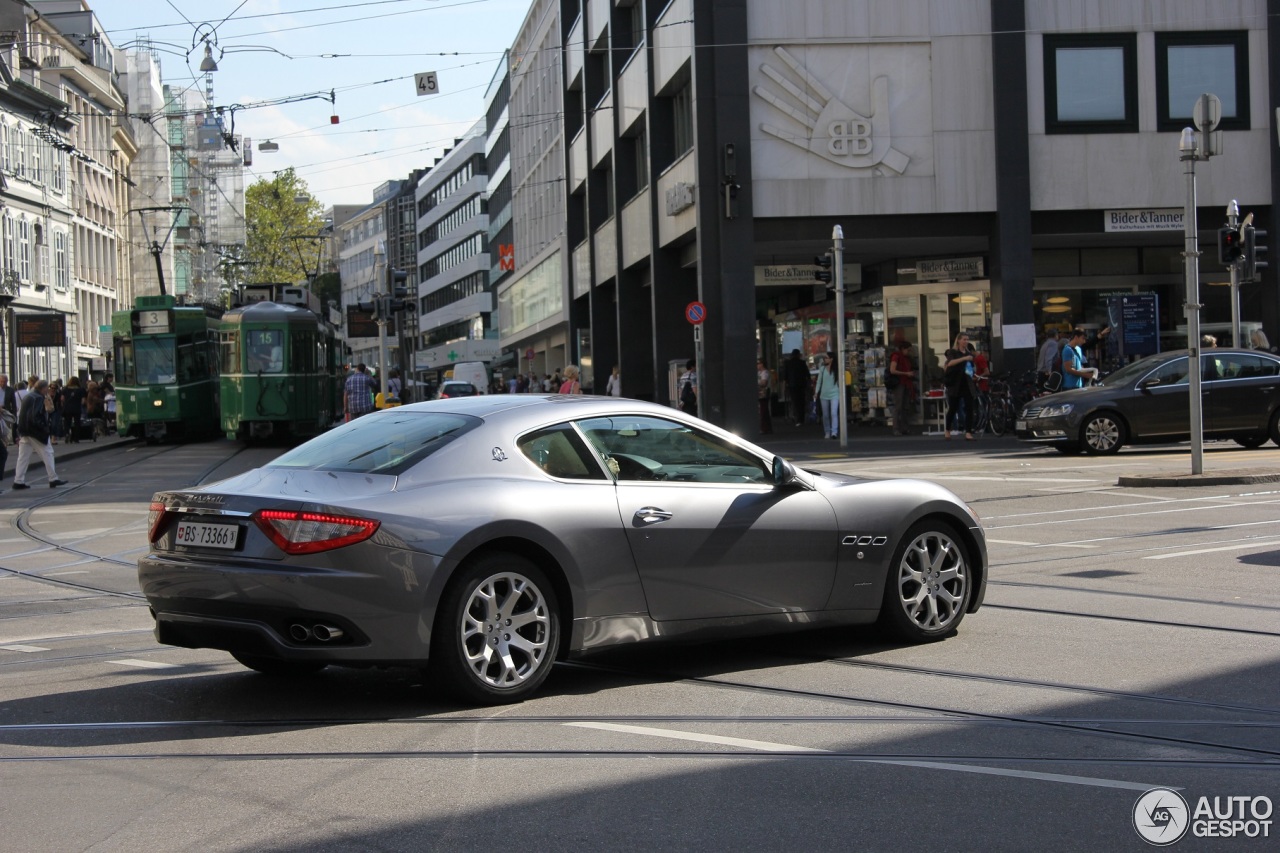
[247,330,284,373]
[134,338,177,384]
[116,341,135,384]
[221,330,240,374]
[292,331,313,372]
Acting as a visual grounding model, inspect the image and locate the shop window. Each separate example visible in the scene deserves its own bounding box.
[1044,34,1137,134]
[1155,31,1249,132]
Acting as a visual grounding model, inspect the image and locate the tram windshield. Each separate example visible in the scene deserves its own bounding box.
[247,330,284,373]
[134,338,178,384]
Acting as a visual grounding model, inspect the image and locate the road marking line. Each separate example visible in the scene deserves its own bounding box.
[565,721,825,752]
[1143,540,1280,560]
[44,571,91,576]
[985,539,1040,546]
[564,722,1165,791]
[110,659,179,669]
[0,644,50,652]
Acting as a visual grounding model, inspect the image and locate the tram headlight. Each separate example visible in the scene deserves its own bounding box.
[153,399,164,407]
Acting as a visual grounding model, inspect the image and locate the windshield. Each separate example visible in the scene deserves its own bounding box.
[134,338,177,384]
[1100,354,1177,387]
[269,411,481,475]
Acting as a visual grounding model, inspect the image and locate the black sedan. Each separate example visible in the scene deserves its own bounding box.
[140,396,986,704]
[1016,348,1280,454]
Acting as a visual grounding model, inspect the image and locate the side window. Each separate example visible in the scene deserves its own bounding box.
[517,424,608,480]
[577,415,768,484]
[1148,358,1190,386]
[1229,354,1277,379]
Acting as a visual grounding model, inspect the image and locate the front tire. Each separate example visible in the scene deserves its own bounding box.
[1235,434,1267,449]
[429,553,559,705]
[1081,412,1125,455]
[879,522,972,642]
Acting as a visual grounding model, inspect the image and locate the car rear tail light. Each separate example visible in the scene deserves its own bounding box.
[253,509,380,555]
[148,501,170,543]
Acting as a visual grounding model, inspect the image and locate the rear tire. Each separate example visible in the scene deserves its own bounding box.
[231,653,326,676]
[879,521,972,643]
[429,553,559,705]
[1235,434,1267,449]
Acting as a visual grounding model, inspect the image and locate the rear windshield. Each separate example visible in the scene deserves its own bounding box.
[269,411,480,474]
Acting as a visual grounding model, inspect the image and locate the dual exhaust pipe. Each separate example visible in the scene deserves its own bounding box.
[289,622,344,643]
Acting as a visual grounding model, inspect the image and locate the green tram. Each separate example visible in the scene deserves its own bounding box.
[219,299,344,441]
[112,295,222,441]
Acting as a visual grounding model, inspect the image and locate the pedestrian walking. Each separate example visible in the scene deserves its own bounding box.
[679,360,698,415]
[1037,329,1061,392]
[559,365,583,394]
[605,365,622,397]
[782,349,809,427]
[943,333,977,441]
[13,380,67,489]
[813,352,841,439]
[888,340,916,435]
[344,363,376,420]
[757,359,773,434]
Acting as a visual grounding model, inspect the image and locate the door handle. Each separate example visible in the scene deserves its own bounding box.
[634,506,673,524]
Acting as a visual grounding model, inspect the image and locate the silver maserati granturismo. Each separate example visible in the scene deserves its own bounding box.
[140,395,987,704]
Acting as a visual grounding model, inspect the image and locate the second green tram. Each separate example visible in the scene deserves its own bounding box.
[219,300,344,441]
[112,295,222,441]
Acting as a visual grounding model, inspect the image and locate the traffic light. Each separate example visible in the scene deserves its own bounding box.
[1218,226,1242,266]
[389,269,410,312]
[1244,225,1268,282]
[357,299,379,320]
[814,253,833,284]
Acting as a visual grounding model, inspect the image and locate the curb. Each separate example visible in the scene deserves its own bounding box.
[1117,470,1280,488]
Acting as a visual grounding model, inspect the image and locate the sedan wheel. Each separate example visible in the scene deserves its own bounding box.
[879,522,971,642]
[1081,413,1124,455]
[1235,434,1267,449]
[430,554,559,704]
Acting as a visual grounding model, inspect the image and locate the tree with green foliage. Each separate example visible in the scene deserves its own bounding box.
[244,169,327,286]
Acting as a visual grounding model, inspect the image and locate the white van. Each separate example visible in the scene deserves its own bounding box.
[448,362,489,394]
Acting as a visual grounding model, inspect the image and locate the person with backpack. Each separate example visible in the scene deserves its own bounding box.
[679,359,698,415]
[1037,329,1061,392]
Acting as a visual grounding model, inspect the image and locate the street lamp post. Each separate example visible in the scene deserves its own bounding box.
[1180,127,1205,475]
[832,225,847,448]
[373,240,389,400]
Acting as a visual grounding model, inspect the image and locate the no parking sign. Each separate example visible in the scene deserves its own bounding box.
[685,301,706,325]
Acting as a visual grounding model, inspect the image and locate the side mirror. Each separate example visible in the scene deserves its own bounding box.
[1137,377,1161,390]
[772,455,798,487]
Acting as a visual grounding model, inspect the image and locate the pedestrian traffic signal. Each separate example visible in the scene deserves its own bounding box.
[814,254,833,284]
[1244,224,1268,282]
[1218,226,1242,266]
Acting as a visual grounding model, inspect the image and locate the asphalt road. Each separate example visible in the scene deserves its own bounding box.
[1,436,1278,852]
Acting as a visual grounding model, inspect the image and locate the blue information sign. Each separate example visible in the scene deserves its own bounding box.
[1107,294,1159,358]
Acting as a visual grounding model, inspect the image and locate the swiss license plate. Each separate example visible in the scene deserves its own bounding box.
[174,520,238,550]
[1015,420,1027,431]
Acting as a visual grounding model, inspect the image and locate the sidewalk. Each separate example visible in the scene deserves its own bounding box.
[749,416,1022,460]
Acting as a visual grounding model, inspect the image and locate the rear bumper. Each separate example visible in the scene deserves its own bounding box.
[139,549,443,665]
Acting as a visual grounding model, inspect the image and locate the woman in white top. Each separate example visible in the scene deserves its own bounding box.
[605,365,621,396]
